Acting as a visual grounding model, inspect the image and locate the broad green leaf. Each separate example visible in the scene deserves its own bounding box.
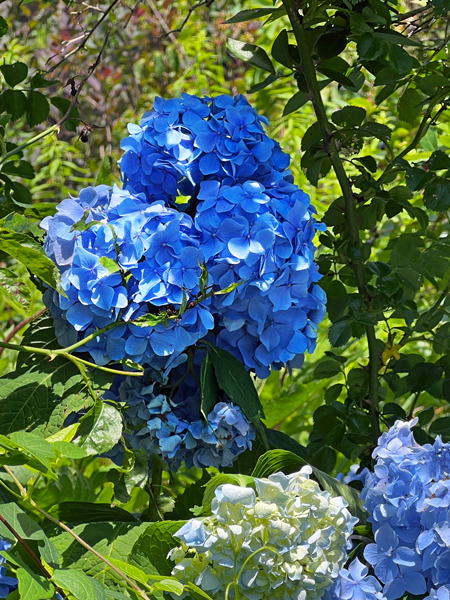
[206,345,265,423]
[314,360,342,379]
[76,400,123,456]
[271,29,292,68]
[0,267,31,311]
[56,501,138,524]
[52,440,86,459]
[9,430,56,471]
[374,28,423,47]
[200,353,218,418]
[0,89,26,120]
[0,359,88,435]
[26,91,50,128]
[331,106,366,128]
[252,449,306,478]
[0,16,8,36]
[248,73,278,94]
[1,212,43,238]
[398,88,422,123]
[328,318,352,347]
[17,567,54,600]
[389,44,412,74]
[317,33,347,59]
[2,160,34,179]
[154,579,184,595]
[52,569,105,600]
[283,91,309,116]
[224,8,281,23]
[0,62,28,87]
[227,39,275,74]
[132,521,187,577]
[0,231,60,289]
[430,416,450,438]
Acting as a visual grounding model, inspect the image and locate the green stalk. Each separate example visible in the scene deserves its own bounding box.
[282,0,380,441]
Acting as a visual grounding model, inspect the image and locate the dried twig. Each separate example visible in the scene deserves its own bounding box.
[46,0,120,74]
[155,0,215,38]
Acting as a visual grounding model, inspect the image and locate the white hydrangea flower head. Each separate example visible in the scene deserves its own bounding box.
[169,466,358,600]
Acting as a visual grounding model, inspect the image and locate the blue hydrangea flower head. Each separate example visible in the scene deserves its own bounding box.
[0,538,18,599]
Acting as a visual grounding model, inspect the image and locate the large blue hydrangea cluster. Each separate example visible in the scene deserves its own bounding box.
[358,418,450,600]
[104,367,255,471]
[43,93,325,378]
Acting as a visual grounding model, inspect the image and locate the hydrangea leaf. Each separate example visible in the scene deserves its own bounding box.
[131,521,187,577]
[17,568,54,600]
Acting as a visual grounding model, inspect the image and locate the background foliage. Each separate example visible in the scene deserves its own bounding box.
[0,0,450,598]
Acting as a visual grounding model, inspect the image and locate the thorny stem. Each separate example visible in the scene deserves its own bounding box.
[2,466,152,600]
[0,514,68,600]
[282,0,380,441]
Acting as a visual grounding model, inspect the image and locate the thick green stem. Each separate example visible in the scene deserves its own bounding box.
[282,0,380,441]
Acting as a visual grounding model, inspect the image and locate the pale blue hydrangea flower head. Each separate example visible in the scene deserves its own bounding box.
[169,467,358,599]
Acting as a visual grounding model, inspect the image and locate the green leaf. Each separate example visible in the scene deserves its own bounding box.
[224,8,281,23]
[2,160,34,179]
[314,360,342,379]
[185,582,214,600]
[76,399,123,456]
[271,29,292,68]
[357,34,389,61]
[283,91,309,116]
[132,521,186,577]
[206,344,265,428]
[30,73,58,88]
[332,106,366,128]
[227,39,275,74]
[200,353,218,418]
[9,430,56,471]
[0,90,26,120]
[0,359,88,435]
[50,522,151,593]
[247,73,278,94]
[96,155,112,186]
[406,362,443,393]
[374,28,423,47]
[52,569,105,600]
[0,62,28,87]
[424,178,450,212]
[398,88,422,123]
[17,567,55,600]
[428,150,450,171]
[430,416,450,438]
[252,449,306,478]
[1,212,43,238]
[0,16,8,36]
[50,97,80,132]
[389,44,412,73]
[0,267,31,311]
[56,502,138,524]
[328,318,352,347]
[99,256,119,273]
[0,231,60,289]
[26,91,50,128]
[317,33,347,59]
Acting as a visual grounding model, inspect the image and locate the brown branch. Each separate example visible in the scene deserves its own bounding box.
[155,0,215,38]
[46,0,120,74]
[0,513,68,600]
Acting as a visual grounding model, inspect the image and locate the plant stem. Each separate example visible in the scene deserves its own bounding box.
[0,513,68,600]
[282,0,380,441]
[3,466,152,600]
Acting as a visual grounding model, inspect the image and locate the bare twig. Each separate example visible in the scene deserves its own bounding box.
[0,32,110,166]
[154,0,215,38]
[124,0,141,28]
[46,0,120,74]
[145,0,191,67]
[0,308,46,359]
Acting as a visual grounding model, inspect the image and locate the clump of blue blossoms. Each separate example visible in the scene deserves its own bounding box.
[42,93,325,470]
[169,467,358,600]
[104,369,255,471]
[360,418,450,600]
[0,538,18,598]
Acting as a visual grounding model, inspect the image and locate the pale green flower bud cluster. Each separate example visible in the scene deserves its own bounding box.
[169,466,358,600]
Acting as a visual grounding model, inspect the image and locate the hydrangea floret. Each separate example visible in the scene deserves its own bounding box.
[169,466,358,600]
